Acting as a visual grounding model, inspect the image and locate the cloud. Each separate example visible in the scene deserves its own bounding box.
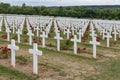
[0,0,120,6]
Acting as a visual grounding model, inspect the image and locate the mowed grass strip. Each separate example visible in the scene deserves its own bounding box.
[0,34,120,80]
[0,65,35,80]
[0,39,94,61]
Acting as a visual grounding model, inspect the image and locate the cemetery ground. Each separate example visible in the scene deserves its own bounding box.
[0,31,120,80]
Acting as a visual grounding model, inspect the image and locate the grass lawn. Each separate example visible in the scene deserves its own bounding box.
[0,65,35,80]
[0,37,120,80]
[0,23,120,80]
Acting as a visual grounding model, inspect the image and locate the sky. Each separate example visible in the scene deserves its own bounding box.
[0,0,120,6]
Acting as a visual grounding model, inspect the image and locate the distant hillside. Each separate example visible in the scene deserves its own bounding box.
[82,5,120,8]
[49,5,120,9]
[0,2,120,20]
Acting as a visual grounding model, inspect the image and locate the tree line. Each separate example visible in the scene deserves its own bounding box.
[0,2,120,20]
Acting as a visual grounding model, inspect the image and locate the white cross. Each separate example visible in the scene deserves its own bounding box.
[16,28,22,43]
[54,28,60,35]
[45,28,50,38]
[71,26,75,35]
[54,32,63,51]
[27,30,34,45]
[66,29,71,39]
[0,18,3,32]
[35,25,40,37]
[29,43,42,74]
[112,28,118,41]
[102,29,105,39]
[8,39,19,68]
[90,30,97,39]
[40,31,47,48]
[0,23,2,31]
[118,30,120,38]
[63,27,67,35]
[6,27,11,41]
[11,22,16,34]
[89,36,100,58]
[109,27,112,36]
[4,19,9,29]
[77,29,83,42]
[71,35,80,54]
[104,32,112,47]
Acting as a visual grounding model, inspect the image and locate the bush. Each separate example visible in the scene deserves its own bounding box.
[60,40,73,50]
[22,38,28,43]
[16,55,30,64]
[12,35,17,40]
[0,46,11,59]
[1,34,7,39]
[47,43,54,47]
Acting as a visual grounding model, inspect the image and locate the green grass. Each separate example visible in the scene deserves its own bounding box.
[1,30,120,80]
[59,71,67,77]
[85,57,120,80]
[0,65,35,80]
[0,39,94,61]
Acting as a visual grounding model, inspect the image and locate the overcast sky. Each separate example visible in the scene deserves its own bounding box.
[0,0,120,6]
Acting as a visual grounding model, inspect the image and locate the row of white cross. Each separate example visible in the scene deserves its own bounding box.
[1,15,120,59]
[4,21,113,59]
[8,39,42,74]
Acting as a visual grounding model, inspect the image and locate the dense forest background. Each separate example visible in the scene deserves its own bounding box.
[0,2,120,20]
